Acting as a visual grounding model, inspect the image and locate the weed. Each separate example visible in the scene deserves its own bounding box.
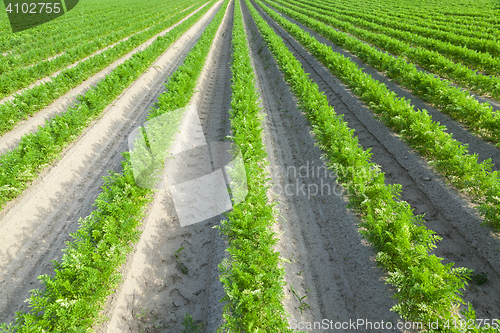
[133,306,149,319]
[290,284,310,314]
[471,271,488,285]
[181,314,204,333]
[174,246,185,261]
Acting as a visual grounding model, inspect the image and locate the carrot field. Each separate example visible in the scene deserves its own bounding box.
[0,0,499,331]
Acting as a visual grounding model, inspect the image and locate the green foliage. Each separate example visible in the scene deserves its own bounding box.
[270,0,500,101]
[0,0,204,136]
[290,285,310,314]
[316,0,499,43]
[245,0,479,329]
[285,0,500,75]
[264,0,500,146]
[257,0,500,230]
[175,246,185,261]
[0,0,214,211]
[461,303,500,333]
[175,247,189,275]
[216,1,292,331]
[0,153,153,332]
[148,0,228,119]
[0,0,184,73]
[181,314,204,333]
[0,0,228,330]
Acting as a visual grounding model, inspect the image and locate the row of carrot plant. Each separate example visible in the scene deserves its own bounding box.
[0,0,203,136]
[259,0,500,230]
[274,0,500,101]
[318,0,499,41]
[0,0,183,73]
[266,0,500,145]
[300,0,500,76]
[0,0,153,50]
[0,0,200,97]
[245,0,493,330]
[341,0,500,27]
[315,0,500,57]
[216,0,291,331]
[0,0,211,209]
[0,0,228,331]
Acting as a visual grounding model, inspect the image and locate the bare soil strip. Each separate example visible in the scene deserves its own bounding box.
[253,0,500,318]
[0,1,221,324]
[96,1,232,332]
[241,1,407,330]
[0,2,209,155]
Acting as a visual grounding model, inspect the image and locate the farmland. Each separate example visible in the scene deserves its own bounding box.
[0,0,499,331]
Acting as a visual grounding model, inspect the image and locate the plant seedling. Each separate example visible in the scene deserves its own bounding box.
[175,246,188,275]
[290,284,311,314]
[181,313,204,333]
[174,246,185,261]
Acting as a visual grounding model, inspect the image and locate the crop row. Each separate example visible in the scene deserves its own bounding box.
[316,0,500,56]
[0,1,133,49]
[299,0,500,76]
[0,0,203,136]
[338,8,498,42]
[347,0,500,27]
[0,0,194,38]
[0,1,200,98]
[266,0,500,141]
[277,0,500,102]
[0,0,183,72]
[0,0,211,210]
[0,156,153,333]
[0,0,228,331]
[320,0,500,41]
[216,0,291,331]
[260,0,500,229]
[244,0,479,328]
[264,0,500,145]
[0,0,175,62]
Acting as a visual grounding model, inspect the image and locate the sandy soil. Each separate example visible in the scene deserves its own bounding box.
[0,2,208,155]
[0,0,221,325]
[95,1,232,332]
[255,0,500,319]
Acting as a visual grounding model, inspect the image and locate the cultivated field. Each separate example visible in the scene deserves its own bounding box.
[0,0,499,332]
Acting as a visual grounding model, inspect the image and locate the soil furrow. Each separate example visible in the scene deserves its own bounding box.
[0,1,221,324]
[252,0,500,318]
[96,1,232,332]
